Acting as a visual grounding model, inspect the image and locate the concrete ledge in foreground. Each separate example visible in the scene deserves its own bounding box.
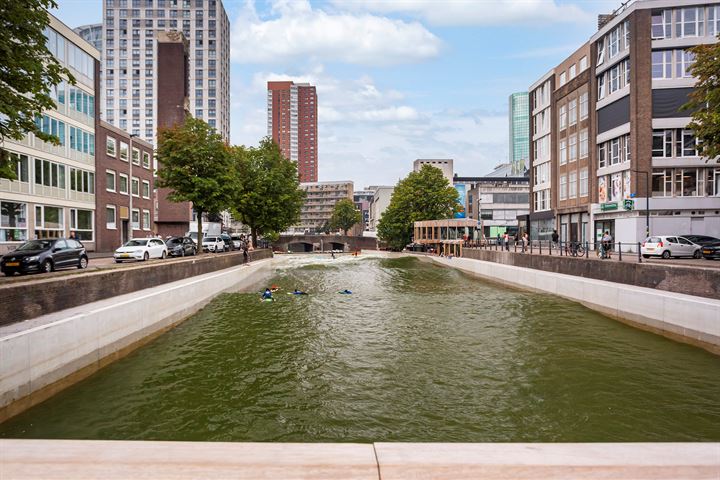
[0,440,718,479]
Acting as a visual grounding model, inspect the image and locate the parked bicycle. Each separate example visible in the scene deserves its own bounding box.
[564,241,585,257]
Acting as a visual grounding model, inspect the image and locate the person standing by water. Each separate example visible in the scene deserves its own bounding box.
[601,231,613,259]
[503,231,510,251]
[241,237,250,264]
[551,229,559,250]
[521,232,529,253]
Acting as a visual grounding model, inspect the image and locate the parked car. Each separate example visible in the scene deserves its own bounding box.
[219,233,234,251]
[680,234,720,246]
[114,238,168,262]
[202,236,225,253]
[230,234,243,250]
[641,235,702,259]
[166,236,197,257]
[700,242,720,260]
[0,238,88,276]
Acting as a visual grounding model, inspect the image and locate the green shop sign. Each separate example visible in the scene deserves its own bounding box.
[623,199,634,211]
[600,202,618,211]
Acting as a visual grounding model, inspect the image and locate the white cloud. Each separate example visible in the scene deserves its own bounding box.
[230,0,442,66]
[332,0,592,26]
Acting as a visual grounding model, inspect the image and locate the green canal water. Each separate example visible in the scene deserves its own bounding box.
[2,255,720,442]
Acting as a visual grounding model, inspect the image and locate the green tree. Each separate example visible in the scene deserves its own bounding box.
[231,138,305,248]
[0,0,74,179]
[155,117,234,247]
[329,198,362,235]
[378,164,460,250]
[683,36,720,162]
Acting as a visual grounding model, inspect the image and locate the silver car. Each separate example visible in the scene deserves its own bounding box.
[641,235,701,259]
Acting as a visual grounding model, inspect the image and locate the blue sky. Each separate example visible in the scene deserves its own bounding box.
[53,0,617,187]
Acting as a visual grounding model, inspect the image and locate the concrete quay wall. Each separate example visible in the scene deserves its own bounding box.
[0,257,278,423]
[462,248,720,300]
[0,249,273,327]
[425,255,720,354]
[1,439,718,479]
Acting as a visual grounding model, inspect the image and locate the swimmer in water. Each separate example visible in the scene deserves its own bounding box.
[261,288,273,300]
[290,288,308,295]
[338,289,352,294]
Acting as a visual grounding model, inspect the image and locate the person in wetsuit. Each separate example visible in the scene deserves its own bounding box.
[262,288,273,300]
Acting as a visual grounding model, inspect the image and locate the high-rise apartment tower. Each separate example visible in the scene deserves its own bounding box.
[508,92,530,176]
[101,0,230,143]
[267,81,318,182]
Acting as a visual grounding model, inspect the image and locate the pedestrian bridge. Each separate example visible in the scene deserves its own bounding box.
[274,234,378,253]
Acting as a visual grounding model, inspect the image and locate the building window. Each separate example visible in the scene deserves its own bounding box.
[569,64,576,79]
[568,134,577,162]
[34,158,66,189]
[709,6,720,36]
[107,136,117,156]
[8,153,29,183]
[579,130,588,158]
[34,205,64,238]
[131,177,140,196]
[568,99,577,126]
[70,168,95,194]
[579,168,588,197]
[569,171,577,198]
[142,180,150,198]
[652,129,698,157]
[597,74,606,99]
[0,201,28,242]
[142,151,150,169]
[132,147,140,165]
[559,139,567,165]
[652,9,672,39]
[35,115,66,146]
[610,138,621,165]
[676,7,705,38]
[142,209,151,230]
[119,141,128,161]
[68,126,95,155]
[559,174,567,200]
[106,170,116,192]
[608,25,620,58]
[559,105,566,130]
[579,92,588,120]
[559,71,566,86]
[70,209,93,240]
[676,49,695,78]
[119,173,129,194]
[579,56,587,72]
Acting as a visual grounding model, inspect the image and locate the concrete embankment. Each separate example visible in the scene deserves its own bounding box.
[1,439,717,479]
[423,255,720,354]
[0,256,278,423]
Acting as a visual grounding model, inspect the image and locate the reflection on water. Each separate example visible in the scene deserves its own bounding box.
[2,255,719,442]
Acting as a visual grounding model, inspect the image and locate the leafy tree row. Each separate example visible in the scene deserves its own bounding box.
[155,117,305,248]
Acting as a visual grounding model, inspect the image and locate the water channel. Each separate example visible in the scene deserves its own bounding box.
[2,255,719,442]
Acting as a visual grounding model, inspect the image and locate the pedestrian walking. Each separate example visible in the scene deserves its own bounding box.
[242,239,250,264]
[551,229,559,250]
[521,232,528,253]
[503,232,509,251]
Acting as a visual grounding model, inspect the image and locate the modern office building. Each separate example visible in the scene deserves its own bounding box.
[95,121,155,252]
[589,0,720,244]
[354,190,375,231]
[528,70,556,241]
[267,81,318,182]
[294,181,353,233]
[0,15,99,254]
[508,92,530,176]
[413,159,454,184]
[74,23,103,51]
[554,42,594,244]
[464,167,530,238]
[101,0,230,143]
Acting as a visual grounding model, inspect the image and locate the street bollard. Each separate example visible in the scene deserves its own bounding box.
[638,242,642,263]
[539,240,542,255]
[514,240,517,253]
[585,241,589,258]
[530,241,533,254]
[618,242,622,261]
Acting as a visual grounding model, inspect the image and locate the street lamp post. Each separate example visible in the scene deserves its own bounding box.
[631,169,650,238]
[128,133,138,240]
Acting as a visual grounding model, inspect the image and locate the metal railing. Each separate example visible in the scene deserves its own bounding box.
[465,239,647,263]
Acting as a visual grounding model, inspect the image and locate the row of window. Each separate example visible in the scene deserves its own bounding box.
[49,83,95,119]
[533,162,550,186]
[45,27,95,80]
[651,5,720,40]
[33,116,96,155]
[533,189,550,212]
[8,153,96,196]
[558,56,588,87]
[651,49,695,80]
[652,129,699,158]
[598,134,631,168]
[559,130,589,165]
[597,58,630,100]
[597,20,630,66]
[652,168,720,197]
[106,137,152,168]
[105,169,151,198]
[107,0,219,9]
[558,92,589,130]
[559,168,590,200]
[106,205,151,231]
[0,201,93,242]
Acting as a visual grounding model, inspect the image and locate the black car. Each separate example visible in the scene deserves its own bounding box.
[219,233,233,251]
[166,236,197,257]
[700,242,720,260]
[680,235,720,246]
[0,238,89,276]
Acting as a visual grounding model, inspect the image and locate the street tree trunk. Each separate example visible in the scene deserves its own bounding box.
[251,226,258,250]
[197,210,203,253]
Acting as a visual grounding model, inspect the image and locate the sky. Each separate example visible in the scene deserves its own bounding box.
[53,0,619,188]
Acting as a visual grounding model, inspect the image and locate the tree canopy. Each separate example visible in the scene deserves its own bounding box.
[155,117,235,244]
[329,198,362,235]
[0,0,74,179]
[684,36,720,162]
[377,164,460,250]
[230,138,305,247]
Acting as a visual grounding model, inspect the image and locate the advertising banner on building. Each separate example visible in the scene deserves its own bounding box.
[454,184,466,218]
